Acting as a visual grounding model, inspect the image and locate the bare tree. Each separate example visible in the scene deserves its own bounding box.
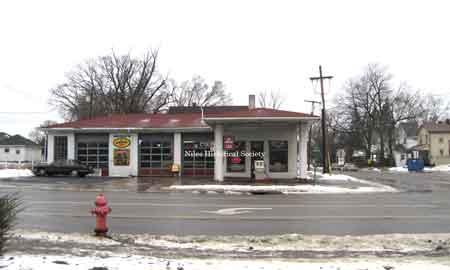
[50,49,171,120]
[420,93,450,122]
[333,64,425,165]
[170,76,232,106]
[29,120,58,145]
[257,90,285,109]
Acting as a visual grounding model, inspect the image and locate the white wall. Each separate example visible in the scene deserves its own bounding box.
[0,146,25,162]
[0,146,42,162]
[46,132,75,163]
[108,133,138,177]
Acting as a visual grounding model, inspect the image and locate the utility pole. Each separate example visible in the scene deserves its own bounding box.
[304,100,321,171]
[310,66,333,174]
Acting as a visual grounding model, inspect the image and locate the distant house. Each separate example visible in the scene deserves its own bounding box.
[0,134,43,164]
[415,120,450,166]
[393,121,418,166]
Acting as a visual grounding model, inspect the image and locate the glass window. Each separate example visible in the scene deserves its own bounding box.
[269,140,288,172]
[54,136,68,161]
[4,148,9,153]
[140,140,173,169]
[16,149,20,154]
[183,140,214,175]
[76,141,108,168]
[226,141,246,172]
[440,137,444,143]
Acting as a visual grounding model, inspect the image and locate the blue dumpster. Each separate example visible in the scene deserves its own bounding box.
[407,159,424,172]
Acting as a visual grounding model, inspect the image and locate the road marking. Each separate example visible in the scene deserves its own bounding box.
[201,208,272,215]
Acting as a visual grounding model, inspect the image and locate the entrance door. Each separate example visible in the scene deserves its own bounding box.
[250,141,264,179]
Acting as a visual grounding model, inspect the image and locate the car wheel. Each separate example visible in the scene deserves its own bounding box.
[38,169,46,176]
[71,170,79,177]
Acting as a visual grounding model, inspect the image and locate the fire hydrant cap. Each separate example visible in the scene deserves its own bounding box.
[95,193,107,206]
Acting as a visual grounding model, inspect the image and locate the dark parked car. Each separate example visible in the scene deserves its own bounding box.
[33,160,94,177]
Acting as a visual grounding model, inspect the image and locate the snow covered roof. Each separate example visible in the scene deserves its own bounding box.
[0,134,38,146]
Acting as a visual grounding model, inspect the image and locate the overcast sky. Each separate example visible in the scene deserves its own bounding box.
[1,0,449,137]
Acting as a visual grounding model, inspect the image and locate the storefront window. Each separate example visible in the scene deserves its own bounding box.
[269,140,288,172]
[183,140,214,176]
[140,141,172,169]
[226,141,246,172]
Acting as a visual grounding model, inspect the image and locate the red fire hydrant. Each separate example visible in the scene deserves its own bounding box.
[91,193,112,236]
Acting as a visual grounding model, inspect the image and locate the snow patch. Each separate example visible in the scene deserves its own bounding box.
[3,254,450,270]
[0,169,33,178]
[389,166,409,172]
[166,184,396,194]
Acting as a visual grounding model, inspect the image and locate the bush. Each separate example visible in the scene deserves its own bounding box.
[0,192,22,255]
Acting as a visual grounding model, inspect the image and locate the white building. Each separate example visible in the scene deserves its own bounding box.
[0,134,43,164]
[42,95,319,180]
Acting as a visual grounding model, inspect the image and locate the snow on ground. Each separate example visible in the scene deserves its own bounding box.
[13,230,117,246]
[390,164,450,173]
[167,172,396,194]
[0,169,33,178]
[3,254,450,270]
[427,164,450,172]
[15,229,448,254]
[166,184,395,194]
[389,166,409,172]
[7,230,450,269]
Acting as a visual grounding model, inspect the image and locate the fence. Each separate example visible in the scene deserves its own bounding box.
[0,161,45,170]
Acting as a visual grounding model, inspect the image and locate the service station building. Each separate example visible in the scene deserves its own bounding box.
[43,96,318,181]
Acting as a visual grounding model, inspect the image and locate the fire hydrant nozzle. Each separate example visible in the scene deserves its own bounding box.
[91,193,112,236]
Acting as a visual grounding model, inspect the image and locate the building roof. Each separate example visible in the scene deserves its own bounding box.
[0,134,38,146]
[398,121,418,137]
[420,122,450,133]
[204,108,317,118]
[0,132,9,141]
[45,112,208,130]
[168,105,249,114]
[45,107,318,130]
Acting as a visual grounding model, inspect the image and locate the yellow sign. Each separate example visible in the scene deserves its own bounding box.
[171,164,180,173]
[113,137,131,148]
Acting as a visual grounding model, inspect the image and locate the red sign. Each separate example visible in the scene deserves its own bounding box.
[231,156,241,164]
[223,136,234,150]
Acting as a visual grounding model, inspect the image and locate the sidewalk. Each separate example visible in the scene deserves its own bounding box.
[0,171,397,194]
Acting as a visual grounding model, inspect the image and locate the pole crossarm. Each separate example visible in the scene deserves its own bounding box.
[309,65,333,174]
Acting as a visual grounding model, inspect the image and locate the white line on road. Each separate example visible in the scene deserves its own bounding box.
[202,208,272,215]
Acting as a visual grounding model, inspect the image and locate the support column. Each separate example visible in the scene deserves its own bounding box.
[47,134,54,163]
[214,124,224,182]
[67,133,75,160]
[173,132,182,175]
[298,122,309,179]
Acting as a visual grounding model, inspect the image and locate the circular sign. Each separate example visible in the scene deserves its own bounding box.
[113,137,131,148]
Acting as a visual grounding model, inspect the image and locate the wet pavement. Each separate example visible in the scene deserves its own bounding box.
[2,171,450,235]
[345,170,450,192]
[0,175,371,193]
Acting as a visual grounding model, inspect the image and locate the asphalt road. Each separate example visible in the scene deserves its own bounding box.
[2,171,450,236]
